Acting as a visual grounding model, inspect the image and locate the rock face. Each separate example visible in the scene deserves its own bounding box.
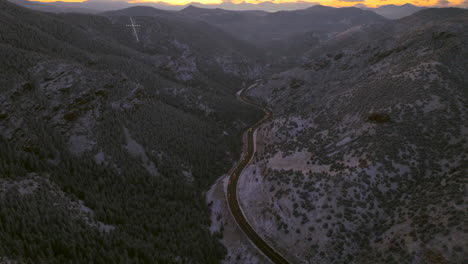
[242,9,468,264]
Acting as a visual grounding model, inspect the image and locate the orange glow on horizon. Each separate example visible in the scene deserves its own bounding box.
[31,0,467,8]
[33,0,85,2]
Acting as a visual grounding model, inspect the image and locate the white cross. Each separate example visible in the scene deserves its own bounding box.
[125,17,141,42]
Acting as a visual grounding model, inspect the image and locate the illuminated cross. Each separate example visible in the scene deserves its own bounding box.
[125,17,141,42]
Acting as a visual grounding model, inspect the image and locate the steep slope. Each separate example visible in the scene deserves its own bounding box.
[241,9,468,263]
[101,6,266,83]
[0,1,263,263]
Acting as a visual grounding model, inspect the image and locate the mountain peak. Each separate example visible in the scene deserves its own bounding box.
[181,4,210,12]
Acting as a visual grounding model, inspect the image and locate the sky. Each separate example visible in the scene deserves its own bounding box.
[31,0,468,8]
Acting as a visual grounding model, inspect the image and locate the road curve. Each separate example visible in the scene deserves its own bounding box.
[226,86,291,264]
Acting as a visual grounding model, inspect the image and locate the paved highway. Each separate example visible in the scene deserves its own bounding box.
[226,87,291,264]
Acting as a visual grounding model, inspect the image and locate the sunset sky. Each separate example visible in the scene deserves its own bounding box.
[31,0,468,8]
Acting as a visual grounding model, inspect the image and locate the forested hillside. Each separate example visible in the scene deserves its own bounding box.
[0,1,262,263]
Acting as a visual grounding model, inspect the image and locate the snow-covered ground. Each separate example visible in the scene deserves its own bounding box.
[206,174,268,264]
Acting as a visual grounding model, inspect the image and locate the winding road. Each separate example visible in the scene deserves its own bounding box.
[226,86,291,264]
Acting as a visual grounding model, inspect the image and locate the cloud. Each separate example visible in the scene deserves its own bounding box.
[339,0,364,2]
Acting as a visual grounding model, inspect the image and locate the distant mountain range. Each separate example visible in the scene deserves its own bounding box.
[6,0,441,19]
[7,0,318,13]
[365,4,426,19]
[6,0,99,13]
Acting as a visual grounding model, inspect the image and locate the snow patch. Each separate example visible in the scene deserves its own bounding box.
[123,127,158,176]
[267,151,313,173]
[69,135,95,155]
